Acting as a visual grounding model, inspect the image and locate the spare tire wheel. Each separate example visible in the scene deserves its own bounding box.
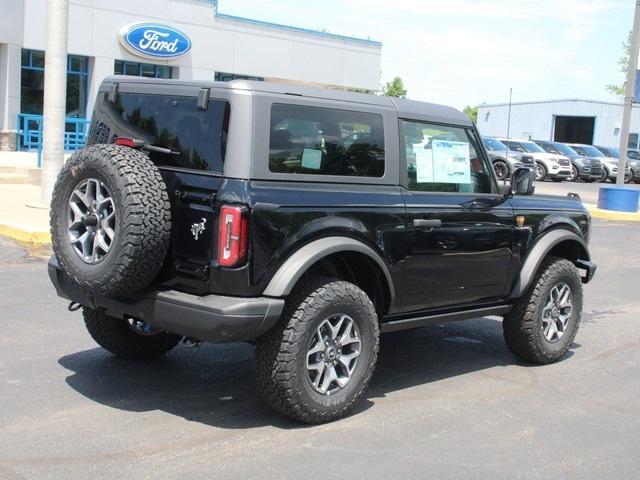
[50,144,171,297]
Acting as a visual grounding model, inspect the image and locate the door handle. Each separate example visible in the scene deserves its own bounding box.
[413,219,442,229]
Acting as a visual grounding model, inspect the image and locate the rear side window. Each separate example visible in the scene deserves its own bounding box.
[89,93,230,172]
[268,104,385,177]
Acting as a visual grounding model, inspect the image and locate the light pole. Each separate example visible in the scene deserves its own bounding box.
[40,0,69,204]
[616,0,640,185]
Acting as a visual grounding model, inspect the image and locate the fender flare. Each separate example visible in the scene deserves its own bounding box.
[262,236,395,304]
[510,229,589,299]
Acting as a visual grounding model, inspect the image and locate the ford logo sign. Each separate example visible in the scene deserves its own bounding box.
[119,23,191,59]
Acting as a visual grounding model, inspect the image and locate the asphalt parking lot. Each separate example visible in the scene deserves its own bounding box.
[1,189,639,479]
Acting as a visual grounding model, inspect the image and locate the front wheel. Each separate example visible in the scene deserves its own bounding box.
[493,160,509,181]
[256,278,379,423]
[599,167,609,183]
[535,162,547,182]
[568,164,579,182]
[503,257,583,364]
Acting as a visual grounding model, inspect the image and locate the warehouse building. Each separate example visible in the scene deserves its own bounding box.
[0,0,382,152]
[477,99,640,149]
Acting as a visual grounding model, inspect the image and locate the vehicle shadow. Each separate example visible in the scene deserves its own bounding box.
[58,316,573,429]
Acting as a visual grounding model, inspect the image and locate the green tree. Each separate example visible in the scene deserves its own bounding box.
[463,105,478,122]
[383,76,407,98]
[606,30,632,97]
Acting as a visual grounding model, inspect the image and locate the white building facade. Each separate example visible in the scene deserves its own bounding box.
[477,99,640,149]
[0,0,382,151]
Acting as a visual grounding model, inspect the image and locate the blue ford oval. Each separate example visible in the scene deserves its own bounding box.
[120,23,191,59]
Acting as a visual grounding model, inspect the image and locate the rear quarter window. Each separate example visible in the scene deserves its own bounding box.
[268,104,385,177]
[89,92,230,172]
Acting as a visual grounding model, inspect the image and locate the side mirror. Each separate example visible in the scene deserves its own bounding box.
[510,167,535,195]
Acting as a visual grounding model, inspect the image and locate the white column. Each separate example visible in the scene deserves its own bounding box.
[0,43,22,150]
[617,0,640,185]
[40,0,69,203]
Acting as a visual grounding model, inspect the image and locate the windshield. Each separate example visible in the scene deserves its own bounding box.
[603,147,620,157]
[574,145,604,157]
[552,143,578,156]
[482,137,507,151]
[520,141,545,153]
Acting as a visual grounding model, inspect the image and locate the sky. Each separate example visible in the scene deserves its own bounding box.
[218,0,632,109]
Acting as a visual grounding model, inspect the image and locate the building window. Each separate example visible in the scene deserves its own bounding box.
[215,71,264,82]
[20,49,89,118]
[114,60,173,79]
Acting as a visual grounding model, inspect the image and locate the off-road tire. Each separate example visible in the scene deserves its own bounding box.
[50,144,171,297]
[83,307,181,360]
[535,162,547,182]
[503,256,583,364]
[256,277,379,423]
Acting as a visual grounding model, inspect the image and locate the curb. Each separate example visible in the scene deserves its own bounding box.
[0,221,51,244]
[584,203,640,222]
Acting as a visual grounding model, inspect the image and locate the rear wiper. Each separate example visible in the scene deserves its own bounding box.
[141,144,181,156]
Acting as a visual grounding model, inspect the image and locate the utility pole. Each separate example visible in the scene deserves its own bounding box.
[616,0,640,185]
[40,0,69,203]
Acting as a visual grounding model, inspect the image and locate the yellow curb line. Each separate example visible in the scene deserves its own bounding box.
[584,203,640,222]
[0,221,51,244]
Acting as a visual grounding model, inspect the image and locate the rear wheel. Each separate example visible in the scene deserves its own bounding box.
[256,278,379,423]
[503,257,582,364]
[535,162,547,182]
[83,307,181,360]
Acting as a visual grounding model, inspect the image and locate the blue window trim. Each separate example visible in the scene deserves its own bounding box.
[20,49,89,119]
[114,60,173,79]
[21,49,89,75]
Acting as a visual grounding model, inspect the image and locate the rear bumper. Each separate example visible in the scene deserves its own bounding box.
[48,257,285,343]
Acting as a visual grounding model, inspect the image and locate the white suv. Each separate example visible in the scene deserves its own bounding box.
[496,138,571,182]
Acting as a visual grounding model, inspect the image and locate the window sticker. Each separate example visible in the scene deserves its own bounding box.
[301,148,322,170]
[415,148,435,183]
[414,140,472,184]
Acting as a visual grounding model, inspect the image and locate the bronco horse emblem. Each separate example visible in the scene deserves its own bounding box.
[191,218,207,240]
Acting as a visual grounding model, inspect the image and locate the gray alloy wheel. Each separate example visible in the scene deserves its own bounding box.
[306,313,362,395]
[535,163,547,181]
[569,165,579,182]
[541,282,573,343]
[67,177,116,264]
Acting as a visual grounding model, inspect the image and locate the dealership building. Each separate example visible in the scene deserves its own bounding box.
[0,0,382,152]
[477,99,640,149]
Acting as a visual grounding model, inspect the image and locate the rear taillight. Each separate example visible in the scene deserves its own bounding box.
[114,137,143,148]
[217,205,248,267]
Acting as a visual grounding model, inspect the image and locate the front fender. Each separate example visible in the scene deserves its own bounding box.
[510,229,590,299]
[262,236,395,304]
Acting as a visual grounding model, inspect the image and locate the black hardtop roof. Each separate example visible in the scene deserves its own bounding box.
[102,76,472,127]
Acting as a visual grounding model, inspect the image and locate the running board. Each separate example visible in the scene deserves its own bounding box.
[380,305,512,333]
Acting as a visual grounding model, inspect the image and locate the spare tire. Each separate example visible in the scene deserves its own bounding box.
[50,144,171,297]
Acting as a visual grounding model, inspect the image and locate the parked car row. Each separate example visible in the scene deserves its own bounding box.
[481,136,638,183]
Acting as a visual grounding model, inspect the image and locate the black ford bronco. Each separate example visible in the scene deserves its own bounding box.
[48,78,596,423]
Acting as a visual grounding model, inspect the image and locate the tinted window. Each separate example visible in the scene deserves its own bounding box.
[402,120,494,193]
[89,93,230,172]
[482,137,507,151]
[268,104,385,177]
